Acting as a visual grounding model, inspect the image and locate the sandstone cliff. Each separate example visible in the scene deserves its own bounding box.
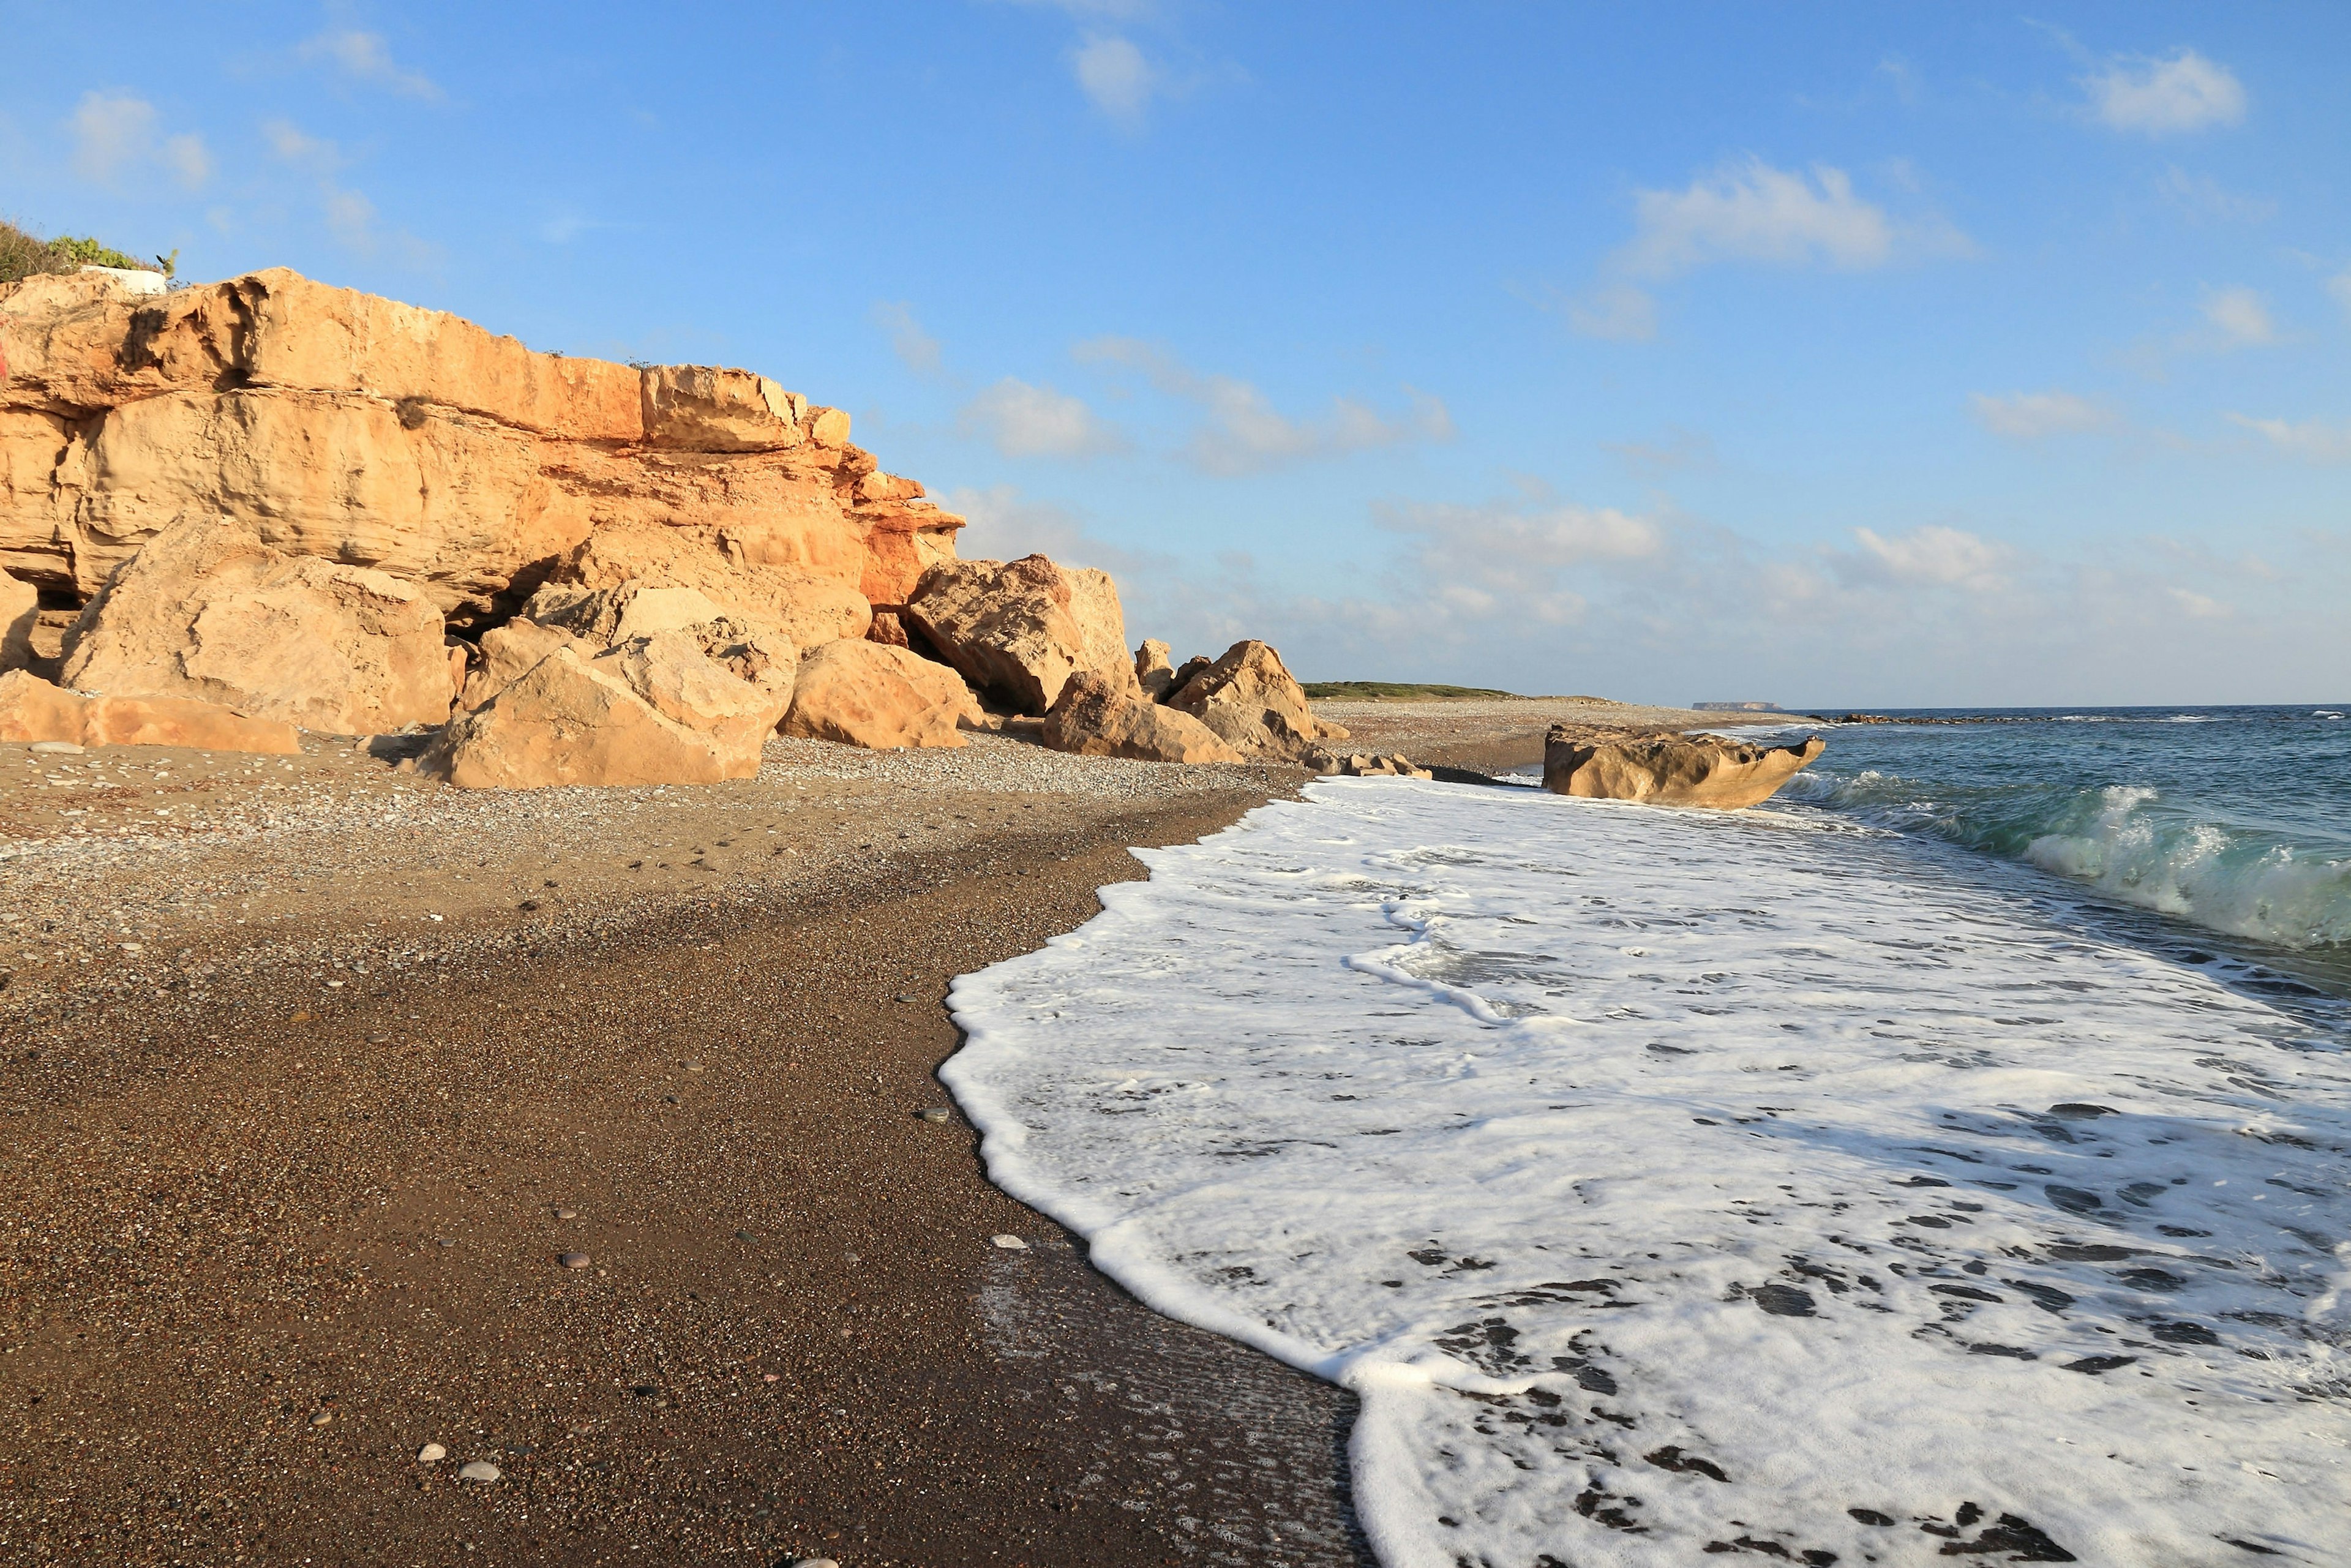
[0,268,962,626]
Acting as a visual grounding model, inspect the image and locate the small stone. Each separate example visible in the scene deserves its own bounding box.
[735,1228,757,1242]
[553,1206,578,1220]
[457,1460,502,1484]
[416,1442,448,1464]
[762,1372,780,1383]
[309,1411,332,1427]
[894,993,917,1003]
[29,740,84,754]
[915,1107,952,1123]
[791,1559,841,1568]
[558,1251,591,1269]
[991,1234,1029,1250]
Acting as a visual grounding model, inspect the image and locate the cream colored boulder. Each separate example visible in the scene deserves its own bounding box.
[522,578,730,648]
[1542,725,1824,809]
[1311,750,1433,779]
[59,514,457,735]
[1134,639,1177,702]
[456,620,582,713]
[428,625,794,790]
[0,668,300,752]
[903,554,1136,715]
[782,639,977,750]
[1042,672,1243,764]
[1166,640,1349,764]
[1,571,36,672]
[543,526,871,649]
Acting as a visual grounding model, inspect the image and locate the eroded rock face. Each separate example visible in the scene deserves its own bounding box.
[0,267,961,619]
[1310,750,1433,779]
[1,571,35,673]
[781,639,977,751]
[902,554,1135,715]
[1542,725,1824,809]
[427,625,793,790]
[457,620,580,713]
[0,668,300,753]
[1166,640,1349,764]
[521,579,729,650]
[59,514,456,735]
[1041,672,1244,764]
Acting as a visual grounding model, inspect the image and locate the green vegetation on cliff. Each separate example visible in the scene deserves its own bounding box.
[1302,680,1526,701]
[1,219,174,285]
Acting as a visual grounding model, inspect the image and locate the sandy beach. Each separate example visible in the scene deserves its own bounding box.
[0,697,1759,1566]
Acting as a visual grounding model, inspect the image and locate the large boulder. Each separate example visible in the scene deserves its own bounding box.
[427,624,794,790]
[456,620,580,713]
[782,639,978,751]
[1,571,35,672]
[0,668,300,752]
[520,578,730,649]
[58,514,456,735]
[1542,725,1825,809]
[1166,640,1349,764]
[537,526,871,650]
[1041,672,1243,763]
[902,555,1135,715]
[0,266,961,612]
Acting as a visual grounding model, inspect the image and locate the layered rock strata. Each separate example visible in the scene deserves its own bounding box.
[1,570,34,672]
[1542,725,1824,809]
[0,268,961,625]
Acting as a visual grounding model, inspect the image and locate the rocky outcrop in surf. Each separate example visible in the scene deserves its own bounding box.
[1543,724,1824,809]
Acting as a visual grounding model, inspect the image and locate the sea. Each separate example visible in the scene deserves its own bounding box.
[944,705,2351,1567]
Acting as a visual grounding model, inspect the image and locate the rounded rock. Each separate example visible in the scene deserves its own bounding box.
[457,1460,502,1483]
[553,1206,579,1220]
[309,1411,333,1428]
[558,1251,592,1270]
[416,1442,448,1464]
[990,1234,1029,1250]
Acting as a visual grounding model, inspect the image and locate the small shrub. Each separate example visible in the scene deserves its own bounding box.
[0,218,173,285]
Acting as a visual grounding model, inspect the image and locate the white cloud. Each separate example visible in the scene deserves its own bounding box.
[1845,525,2013,592]
[1619,159,1919,277]
[298,29,442,100]
[2085,49,2246,135]
[871,302,943,377]
[1970,391,2117,439]
[2202,286,2277,347]
[69,91,211,191]
[959,377,1127,459]
[2167,586,2233,620]
[1565,283,1657,342]
[1076,337,1454,474]
[2227,413,2351,463]
[1071,35,1157,126]
[2155,166,2274,223]
[323,186,377,250]
[2329,269,2351,321]
[263,118,341,170]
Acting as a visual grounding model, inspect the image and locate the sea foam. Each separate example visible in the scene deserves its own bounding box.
[946,778,2351,1567]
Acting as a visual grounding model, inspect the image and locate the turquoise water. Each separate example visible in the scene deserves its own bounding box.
[1763,704,2351,996]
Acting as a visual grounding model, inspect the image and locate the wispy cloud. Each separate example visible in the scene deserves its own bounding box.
[2227,413,2351,463]
[298,28,442,100]
[1566,157,1968,341]
[2155,166,2274,223]
[263,116,437,266]
[2328,269,2351,323]
[2200,285,2277,347]
[871,301,943,377]
[1970,390,2117,439]
[2083,48,2246,135]
[1841,524,2014,593]
[1604,427,1718,478]
[69,91,211,191]
[959,377,1128,459]
[1075,337,1454,475]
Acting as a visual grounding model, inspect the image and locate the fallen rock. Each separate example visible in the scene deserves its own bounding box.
[541,525,870,650]
[1542,725,1825,809]
[782,639,977,750]
[427,625,794,789]
[59,514,456,733]
[1134,639,1176,701]
[1041,672,1243,763]
[0,669,302,752]
[1310,750,1433,779]
[1166,640,1349,763]
[904,555,1136,714]
[1164,653,1213,700]
[456,620,582,713]
[865,610,911,648]
[521,579,731,649]
[1,571,35,672]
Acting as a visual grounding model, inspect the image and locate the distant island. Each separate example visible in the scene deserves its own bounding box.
[1692,700,1783,711]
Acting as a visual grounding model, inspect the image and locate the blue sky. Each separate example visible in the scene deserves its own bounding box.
[6,2,2346,705]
